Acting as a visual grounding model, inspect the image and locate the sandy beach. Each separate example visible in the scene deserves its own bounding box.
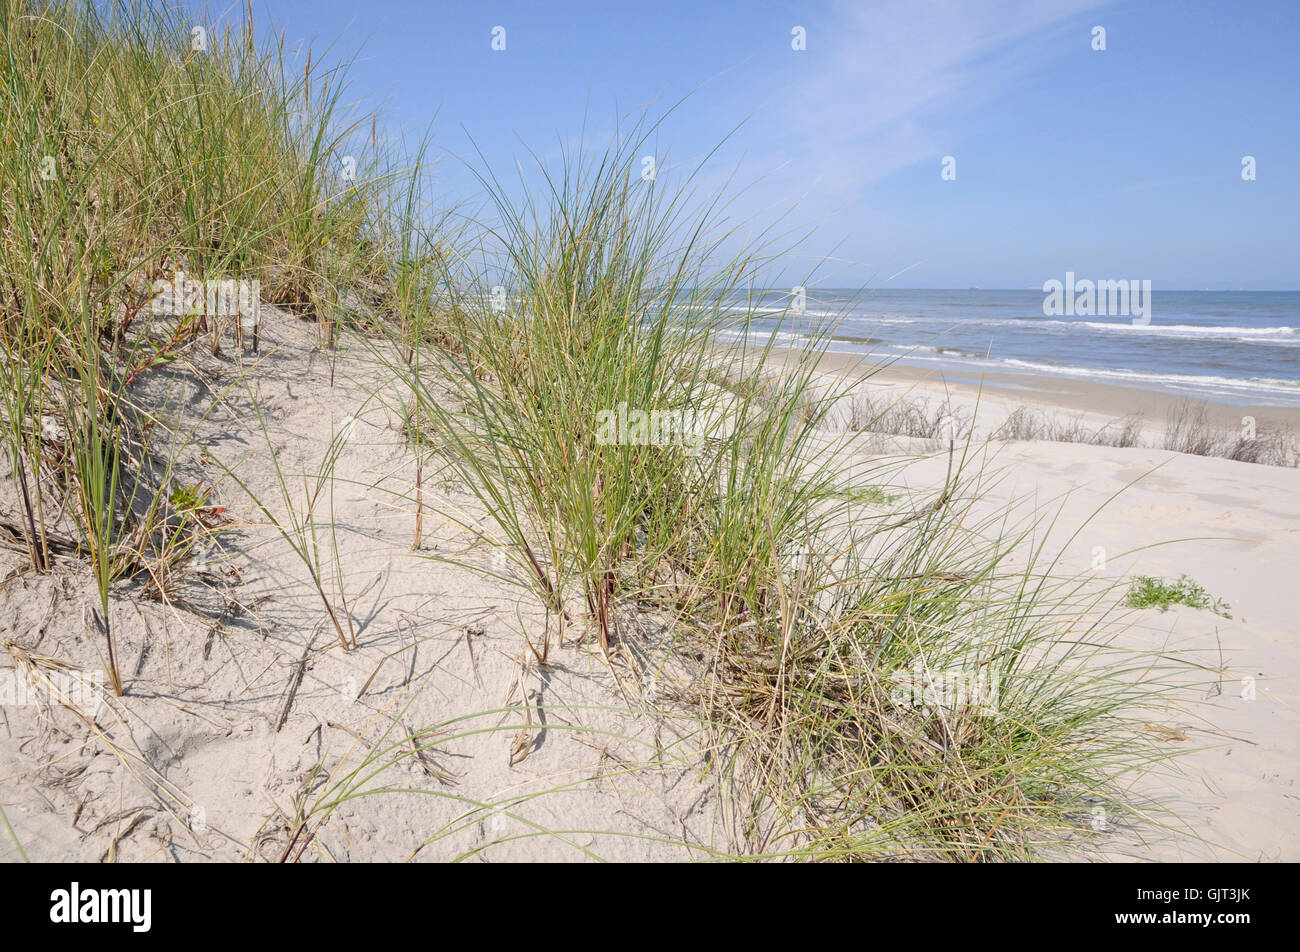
[3,319,1295,861]
[3,1,1297,884]
[791,352,1300,860]
[786,349,1300,438]
[0,308,722,862]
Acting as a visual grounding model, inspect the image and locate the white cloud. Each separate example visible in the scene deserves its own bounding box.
[766,0,1106,200]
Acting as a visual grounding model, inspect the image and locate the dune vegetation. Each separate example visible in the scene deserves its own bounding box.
[0,0,1203,860]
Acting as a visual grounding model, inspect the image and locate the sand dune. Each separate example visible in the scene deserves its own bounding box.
[3,313,1294,860]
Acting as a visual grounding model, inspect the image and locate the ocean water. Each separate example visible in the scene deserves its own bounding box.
[726,289,1300,406]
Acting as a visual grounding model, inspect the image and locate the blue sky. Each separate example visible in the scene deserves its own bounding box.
[221,0,1298,289]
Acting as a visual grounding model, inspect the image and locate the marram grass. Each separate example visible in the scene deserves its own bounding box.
[0,0,1205,860]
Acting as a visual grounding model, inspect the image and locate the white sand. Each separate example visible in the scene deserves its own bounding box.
[1,317,1295,861]
[808,357,1300,861]
[0,308,721,862]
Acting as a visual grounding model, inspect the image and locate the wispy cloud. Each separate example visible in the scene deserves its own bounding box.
[762,0,1106,201]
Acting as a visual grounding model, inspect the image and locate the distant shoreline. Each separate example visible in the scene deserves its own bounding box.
[767,346,1300,435]
[723,287,1300,409]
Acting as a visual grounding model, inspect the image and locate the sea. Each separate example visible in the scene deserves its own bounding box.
[724,289,1300,407]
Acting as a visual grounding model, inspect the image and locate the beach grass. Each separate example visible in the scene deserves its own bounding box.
[0,0,1213,860]
[363,116,1204,857]
[0,0,394,683]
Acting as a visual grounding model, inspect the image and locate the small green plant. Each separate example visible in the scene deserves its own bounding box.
[167,481,209,514]
[833,484,899,506]
[1125,574,1232,618]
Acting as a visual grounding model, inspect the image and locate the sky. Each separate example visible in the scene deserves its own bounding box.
[208,0,1298,289]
